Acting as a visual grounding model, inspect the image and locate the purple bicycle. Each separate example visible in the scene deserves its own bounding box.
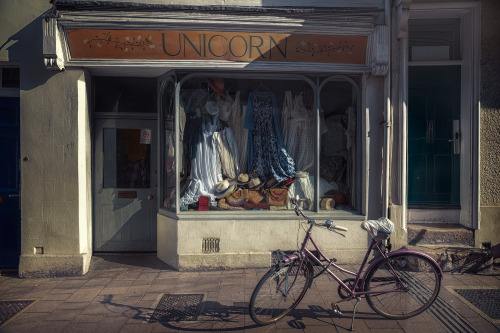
[249,198,443,330]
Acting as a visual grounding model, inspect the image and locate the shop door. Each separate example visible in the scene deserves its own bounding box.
[408,66,460,206]
[94,119,157,252]
[0,97,20,267]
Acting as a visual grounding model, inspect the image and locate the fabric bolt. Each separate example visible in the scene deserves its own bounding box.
[245,91,295,182]
[180,116,222,206]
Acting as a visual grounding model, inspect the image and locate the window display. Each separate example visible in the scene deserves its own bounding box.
[163,75,358,213]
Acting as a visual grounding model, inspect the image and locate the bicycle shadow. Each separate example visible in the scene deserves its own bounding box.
[98,295,385,332]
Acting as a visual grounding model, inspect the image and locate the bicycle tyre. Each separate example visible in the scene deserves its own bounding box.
[364,252,441,319]
[249,260,312,325]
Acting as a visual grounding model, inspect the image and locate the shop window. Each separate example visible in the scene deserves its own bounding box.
[409,19,460,62]
[94,77,156,113]
[164,75,358,213]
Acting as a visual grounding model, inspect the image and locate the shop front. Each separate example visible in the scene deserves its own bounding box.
[38,1,391,272]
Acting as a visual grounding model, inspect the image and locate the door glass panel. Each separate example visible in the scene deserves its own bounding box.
[103,128,151,188]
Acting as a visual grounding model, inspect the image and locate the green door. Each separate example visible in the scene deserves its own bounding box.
[408,66,460,206]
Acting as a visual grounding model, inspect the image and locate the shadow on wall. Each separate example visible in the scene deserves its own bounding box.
[0,11,58,90]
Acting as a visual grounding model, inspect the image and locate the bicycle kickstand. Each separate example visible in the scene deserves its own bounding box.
[349,297,361,331]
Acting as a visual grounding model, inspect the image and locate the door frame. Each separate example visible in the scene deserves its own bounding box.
[398,2,480,229]
[93,116,158,252]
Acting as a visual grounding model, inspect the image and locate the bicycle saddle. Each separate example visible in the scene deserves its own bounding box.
[361,217,394,240]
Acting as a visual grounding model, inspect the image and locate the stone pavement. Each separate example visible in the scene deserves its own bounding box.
[0,254,499,333]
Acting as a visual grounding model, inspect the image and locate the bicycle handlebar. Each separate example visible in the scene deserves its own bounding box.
[291,197,348,233]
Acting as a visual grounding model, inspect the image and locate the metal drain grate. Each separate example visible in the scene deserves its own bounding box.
[456,289,500,319]
[149,294,204,323]
[0,300,35,326]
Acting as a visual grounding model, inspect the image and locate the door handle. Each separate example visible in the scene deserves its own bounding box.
[147,195,154,200]
[448,120,460,154]
[8,194,20,198]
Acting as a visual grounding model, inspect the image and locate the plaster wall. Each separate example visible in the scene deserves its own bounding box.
[158,214,368,270]
[477,0,500,247]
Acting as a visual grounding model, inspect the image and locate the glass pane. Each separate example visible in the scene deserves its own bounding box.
[1,68,20,88]
[409,19,460,61]
[319,80,357,211]
[177,77,316,212]
[103,128,150,188]
[94,77,156,113]
[162,78,176,210]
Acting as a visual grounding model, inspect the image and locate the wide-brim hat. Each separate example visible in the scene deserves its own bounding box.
[236,173,250,185]
[218,99,232,121]
[320,197,335,210]
[205,101,219,116]
[207,78,225,97]
[248,177,262,189]
[215,179,237,199]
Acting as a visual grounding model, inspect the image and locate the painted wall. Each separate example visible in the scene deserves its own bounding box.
[0,0,92,277]
[477,0,500,247]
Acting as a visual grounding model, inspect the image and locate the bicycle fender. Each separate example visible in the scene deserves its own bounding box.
[362,249,443,283]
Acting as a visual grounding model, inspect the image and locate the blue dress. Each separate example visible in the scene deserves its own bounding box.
[244,91,295,182]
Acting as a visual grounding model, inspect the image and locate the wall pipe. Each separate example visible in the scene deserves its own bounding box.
[382,0,392,218]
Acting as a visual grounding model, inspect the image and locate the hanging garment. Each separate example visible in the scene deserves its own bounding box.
[281,91,314,173]
[245,91,295,182]
[214,126,240,179]
[226,91,248,173]
[180,116,222,206]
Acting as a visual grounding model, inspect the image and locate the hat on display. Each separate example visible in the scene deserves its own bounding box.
[236,173,250,185]
[248,177,262,189]
[215,179,237,199]
[218,99,232,121]
[207,78,225,98]
[205,101,219,116]
[320,197,335,210]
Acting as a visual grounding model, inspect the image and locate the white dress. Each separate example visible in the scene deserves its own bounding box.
[180,117,222,206]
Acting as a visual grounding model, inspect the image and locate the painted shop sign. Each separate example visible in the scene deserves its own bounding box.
[66,29,368,64]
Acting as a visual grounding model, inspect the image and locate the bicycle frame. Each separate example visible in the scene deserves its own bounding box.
[281,221,442,298]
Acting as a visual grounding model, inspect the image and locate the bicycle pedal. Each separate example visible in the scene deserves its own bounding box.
[331,302,342,316]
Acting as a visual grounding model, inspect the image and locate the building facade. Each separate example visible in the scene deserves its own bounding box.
[0,0,498,277]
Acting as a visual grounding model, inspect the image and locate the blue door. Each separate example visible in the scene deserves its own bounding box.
[408,66,461,206]
[0,97,20,267]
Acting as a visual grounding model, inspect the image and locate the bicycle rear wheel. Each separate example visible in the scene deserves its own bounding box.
[249,260,312,325]
[365,253,441,319]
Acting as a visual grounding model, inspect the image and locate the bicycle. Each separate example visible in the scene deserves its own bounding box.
[249,198,443,331]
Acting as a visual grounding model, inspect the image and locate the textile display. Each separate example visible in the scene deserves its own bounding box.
[245,91,295,182]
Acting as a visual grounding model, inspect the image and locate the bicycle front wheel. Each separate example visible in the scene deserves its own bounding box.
[365,253,441,319]
[249,260,312,325]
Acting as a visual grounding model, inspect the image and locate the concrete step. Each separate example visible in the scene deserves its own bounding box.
[408,223,474,246]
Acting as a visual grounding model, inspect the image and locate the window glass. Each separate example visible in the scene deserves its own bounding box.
[409,19,461,61]
[1,68,20,88]
[94,77,156,113]
[320,80,357,211]
[162,78,176,211]
[175,76,357,212]
[103,128,151,188]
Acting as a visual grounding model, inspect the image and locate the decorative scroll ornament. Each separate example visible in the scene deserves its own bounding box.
[43,17,65,71]
[394,0,412,39]
[370,25,389,76]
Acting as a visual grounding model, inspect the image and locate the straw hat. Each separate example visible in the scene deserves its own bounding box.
[236,173,250,185]
[207,78,224,98]
[215,179,237,199]
[248,177,262,189]
[320,197,335,210]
